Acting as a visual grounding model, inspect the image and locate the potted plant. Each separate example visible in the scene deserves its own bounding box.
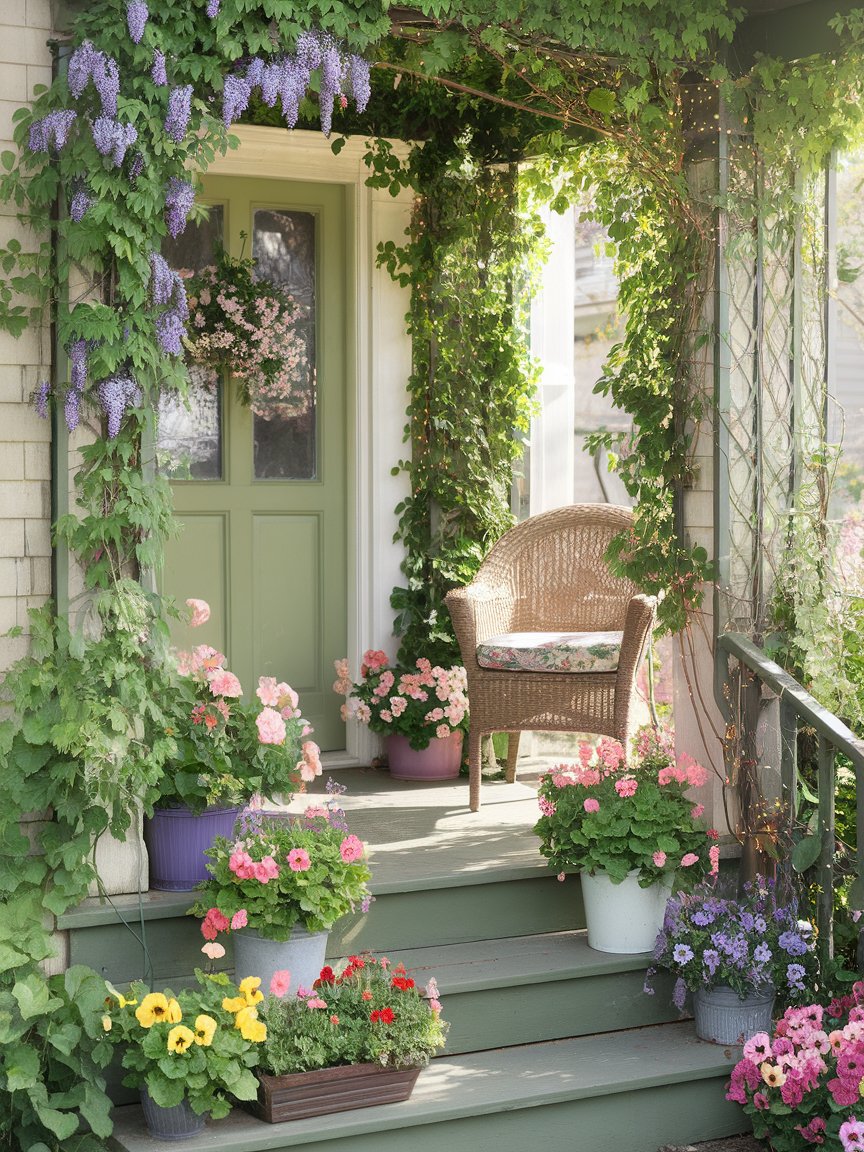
[183,240,311,421]
[145,598,321,891]
[190,788,373,994]
[533,728,718,953]
[334,652,469,780]
[246,952,448,1123]
[726,983,864,1147]
[101,969,267,1140]
[649,877,818,1044]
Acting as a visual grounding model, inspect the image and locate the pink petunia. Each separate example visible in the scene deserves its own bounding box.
[186,598,210,627]
[288,848,311,872]
[270,969,291,998]
[583,798,600,813]
[256,707,286,745]
[681,852,699,867]
[652,851,667,867]
[231,909,248,930]
[209,669,243,697]
[306,997,328,1010]
[340,834,364,863]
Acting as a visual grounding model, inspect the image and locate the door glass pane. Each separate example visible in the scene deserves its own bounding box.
[252,209,316,480]
[157,206,225,480]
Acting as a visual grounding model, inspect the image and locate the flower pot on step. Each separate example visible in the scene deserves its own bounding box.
[232,925,329,995]
[144,804,242,892]
[139,1089,206,1141]
[387,731,463,781]
[244,1062,421,1123]
[580,869,672,954]
[693,983,776,1045]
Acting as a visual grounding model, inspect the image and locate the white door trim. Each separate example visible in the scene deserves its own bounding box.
[208,126,412,763]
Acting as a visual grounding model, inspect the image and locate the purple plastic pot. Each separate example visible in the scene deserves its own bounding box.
[387,731,463,781]
[144,804,242,892]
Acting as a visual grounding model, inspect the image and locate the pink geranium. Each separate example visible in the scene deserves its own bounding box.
[270,969,291,998]
[298,740,322,782]
[680,852,699,867]
[583,797,600,813]
[256,706,286,745]
[231,909,248,930]
[209,669,243,697]
[652,850,667,867]
[614,777,638,798]
[288,848,311,872]
[186,598,210,627]
[340,834,364,863]
[201,941,225,959]
[256,676,280,707]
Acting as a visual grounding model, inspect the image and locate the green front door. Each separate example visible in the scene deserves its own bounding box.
[159,177,347,750]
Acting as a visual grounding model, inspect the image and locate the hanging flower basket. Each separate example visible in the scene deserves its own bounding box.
[183,243,311,421]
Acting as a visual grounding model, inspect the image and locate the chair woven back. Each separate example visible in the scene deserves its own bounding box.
[478,504,638,633]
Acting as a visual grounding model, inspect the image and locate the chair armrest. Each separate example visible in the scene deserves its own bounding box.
[445,585,516,668]
[615,593,657,686]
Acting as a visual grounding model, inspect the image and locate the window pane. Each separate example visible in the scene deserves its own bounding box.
[157,369,222,480]
[252,209,316,480]
[158,207,225,479]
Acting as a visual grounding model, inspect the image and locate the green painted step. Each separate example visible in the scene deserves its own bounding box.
[107,1022,747,1152]
[395,931,681,1054]
[62,868,580,989]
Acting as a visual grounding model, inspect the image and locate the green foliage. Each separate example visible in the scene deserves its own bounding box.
[260,953,447,1074]
[0,965,114,1151]
[103,970,265,1118]
[191,805,372,938]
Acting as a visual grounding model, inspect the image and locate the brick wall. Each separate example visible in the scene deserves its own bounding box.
[0,1,55,673]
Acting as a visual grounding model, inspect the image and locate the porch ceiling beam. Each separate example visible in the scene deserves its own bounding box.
[735,0,860,68]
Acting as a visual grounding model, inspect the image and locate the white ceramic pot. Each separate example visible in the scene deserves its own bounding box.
[580,869,672,954]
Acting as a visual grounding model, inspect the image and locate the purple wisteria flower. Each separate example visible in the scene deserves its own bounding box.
[97,371,141,439]
[206,0,220,15]
[69,181,92,222]
[150,252,188,352]
[93,53,120,118]
[149,253,175,306]
[67,40,99,99]
[155,310,185,355]
[260,61,282,108]
[69,338,88,393]
[318,40,342,137]
[348,54,371,113]
[222,75,251,128]
[151,48,167,86]
[33,380,50,419]
[126,0,148,44]
[164,84,193,143]
[64,388,82,433]
[164,177,194,238]
[92,118,138,167]
[296,29,322,72]
[129,152,145,180]
[28,110,77,153]
[245,57,264,88]
[279,60,304,128]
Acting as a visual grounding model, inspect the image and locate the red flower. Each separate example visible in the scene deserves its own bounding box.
[370,1006,395,1024]
[316,966,336,985]
[348,955,366,969]
[391,975,415,991]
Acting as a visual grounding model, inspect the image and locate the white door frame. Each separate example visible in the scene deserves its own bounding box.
[208,126,412,764]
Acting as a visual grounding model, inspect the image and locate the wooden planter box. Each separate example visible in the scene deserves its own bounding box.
[244,1063,421,1123]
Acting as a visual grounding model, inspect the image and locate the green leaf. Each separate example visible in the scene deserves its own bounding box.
[791,833,822,873]
[4,1039,41,1090]
[586,88,617,115]
[12,973,58,1020]
[35,1104,79,1140]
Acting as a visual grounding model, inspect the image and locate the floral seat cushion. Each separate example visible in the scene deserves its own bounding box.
[476,631,623,674]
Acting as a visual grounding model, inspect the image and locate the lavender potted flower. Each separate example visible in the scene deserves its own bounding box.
[648,877,818,1044]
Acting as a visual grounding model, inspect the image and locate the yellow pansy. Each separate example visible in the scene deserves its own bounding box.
[238,976,264,1005]
[135,993,170,1028]
[165,998,182,1024]
[222,994,247,1014]
[101,1015,112,1032]
[193,1014,217,1047]
[240,1017,267,1043]
[233,1004,259,1032]
[117,993,137,1008]
[167,1025,196,1054]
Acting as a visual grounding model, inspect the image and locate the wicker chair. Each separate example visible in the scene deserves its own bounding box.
[445,504,656,811]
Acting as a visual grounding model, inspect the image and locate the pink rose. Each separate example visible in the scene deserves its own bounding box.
[186,598,210,627]
[231,909,248,930]
[653,851,667,867]
[256,707,287,745]
[288,848,311,872]
[270,969,291,998]
[339,834,364,863]
[681,852,699,867]
[583,798,600,813]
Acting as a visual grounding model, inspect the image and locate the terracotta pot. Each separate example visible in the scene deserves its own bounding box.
[244,1063,421,1123]
[387,731,463,780]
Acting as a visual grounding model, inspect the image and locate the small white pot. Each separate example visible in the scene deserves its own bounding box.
[580,869,672,954]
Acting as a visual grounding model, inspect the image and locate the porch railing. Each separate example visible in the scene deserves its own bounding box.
[718,632,864,968]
